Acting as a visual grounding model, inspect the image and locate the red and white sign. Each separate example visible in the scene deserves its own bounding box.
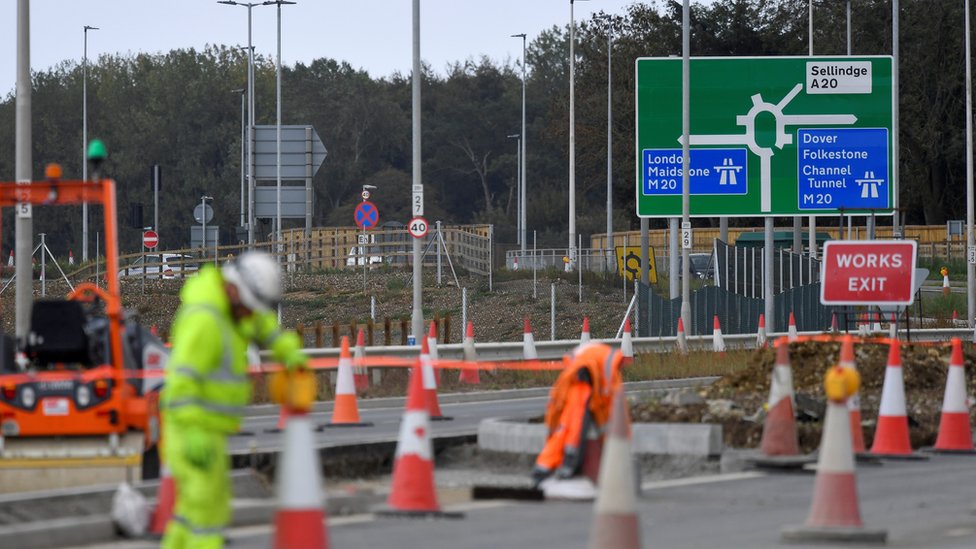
[143,230,159,249]
[820,240,917,305]
[408,217,429,239]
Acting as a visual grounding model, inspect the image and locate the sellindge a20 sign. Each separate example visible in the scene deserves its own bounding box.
[820,241,917,306]
[636,56,894,218]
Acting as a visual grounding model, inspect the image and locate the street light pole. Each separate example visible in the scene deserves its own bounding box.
[16,0,32,340]
[201,195,213,256]
[508,133,520,240]
[568,0,584,269]
[218,1,270,247]
[265,1,296,258]
[233,88,246,229]
[681,0,692,340]
[606,28,613,271]
[965,0,974,328]
[411,0,425,343]
[512,33,527,256]
[82,25,98,263]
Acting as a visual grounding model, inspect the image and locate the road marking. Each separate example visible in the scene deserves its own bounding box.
[946,527,975,538]
[641,471,765,491]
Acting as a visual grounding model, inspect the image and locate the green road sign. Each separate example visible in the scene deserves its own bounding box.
[636,56,894,218]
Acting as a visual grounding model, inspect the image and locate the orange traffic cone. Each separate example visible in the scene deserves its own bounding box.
[273,408,330,548]
[620,318,634,365]
[871,339,922,458]
[523,317,538,360]
[320,337,372,428]
[756,313,767,348]
[148,464,175,537]
[830,312,838,333]
[427,321,441,384]
[580,317,591,344]
[943,272,951,296]
[933,338,976,453]
[353,329,369,392]
[781,368,887,543]
[712,315,726,355]
[953,310,959,323]
[587,388,640,549]
[459,321,480,384]
[68,250,75,266]
[676,317,687,353]
[420,338,450,421]
[760,340,799,456]
[377,363,463,519]
[787,311,798,342]
[839,336,866,453]
[6,250,12,267]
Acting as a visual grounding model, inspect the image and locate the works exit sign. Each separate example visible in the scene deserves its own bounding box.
[820,240,917,306]
[635,56,894,218]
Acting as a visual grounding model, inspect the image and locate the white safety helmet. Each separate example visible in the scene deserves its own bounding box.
[221,251,281,313]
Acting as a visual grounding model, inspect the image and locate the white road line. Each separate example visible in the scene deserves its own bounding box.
[641,471,765,491]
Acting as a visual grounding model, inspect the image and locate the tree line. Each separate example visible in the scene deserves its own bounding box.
[0,0,970,256]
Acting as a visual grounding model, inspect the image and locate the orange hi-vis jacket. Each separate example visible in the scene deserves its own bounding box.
[534,343,624,478]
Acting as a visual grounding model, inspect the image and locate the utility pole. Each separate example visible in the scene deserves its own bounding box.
[15,0,32,340]
[82,24,98,262]
[410,0,425,342]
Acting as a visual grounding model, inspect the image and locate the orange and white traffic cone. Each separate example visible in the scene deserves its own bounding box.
[712,315,726,355]
[6,251,12,268]
[523,317,538,360]
[273,407,330,549]
[943,272,951,296]
[620,318,634,365]
[870,339,921,458]
[760,340,799,457]
[353,329,369,392]
[756,313,767,349]
[933,338,976,453]
[377,363,463,519]
[781,368,887,543]
[68,250,75,266]
[513,255,520,270]
[787,311,798,342]
[420,337,450,421]
[427,321,441,385]
[580,316,591,345]
[587,388,640,549]
[839,335,866,454]
[953,310,959,324]
[676,317,687,354]
[148,464,175,538]
[830,312,838,333]
[321,336,372,428]
[889,313,897,340]
[459,321,480,384]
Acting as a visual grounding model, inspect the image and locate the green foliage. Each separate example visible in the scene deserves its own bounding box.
[0,1,966,261]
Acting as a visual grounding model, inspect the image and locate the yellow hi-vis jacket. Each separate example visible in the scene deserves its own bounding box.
[160,265,302,433]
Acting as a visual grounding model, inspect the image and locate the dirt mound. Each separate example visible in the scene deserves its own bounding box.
[632,339,976,452]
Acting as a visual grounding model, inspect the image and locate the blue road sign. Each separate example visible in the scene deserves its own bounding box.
[797,128,889,211]
[354,201,379,230]
[641,148,749,196]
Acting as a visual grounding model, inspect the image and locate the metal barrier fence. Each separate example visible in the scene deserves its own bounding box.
[713,240,822,297]
[504,248,617,273]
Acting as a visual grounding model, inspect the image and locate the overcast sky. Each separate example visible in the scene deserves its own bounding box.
[0,0,677,97]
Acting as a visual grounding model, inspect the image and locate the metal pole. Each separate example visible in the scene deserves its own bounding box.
[411,0,424,343]
[550,283,556,341]
[680,0,691,333]
[371,295,376,322]
[640,218,649,285]
[578,234,582,303]
[436,220,442,285]
[807,0,817,259]
[893,0,900,245]
[239,89,246,228]
[275,1,284,259]
[247,7,255,246]
[40,234,45,298]
[153,165,159,241]
[516,138,521,246]
[519,34,527,257]
[568,0,577,268]
[606,29,614,272]
[669,218,678,298]
[533,230,538,299]
[15,0,32,341]
[201,196,207,255]
[82,25,97,263]
[461,287,467,330]
[966,0,975,328]
[765,217,775,333]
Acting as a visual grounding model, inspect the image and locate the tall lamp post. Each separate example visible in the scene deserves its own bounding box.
[568,0,589,269]
[512,33,527,255]
[218,1,270,247]
[264,0,297,256]
[232,88,246,230]
[507,133,521,242]
[606,27,613,271]
[82,24,98,263]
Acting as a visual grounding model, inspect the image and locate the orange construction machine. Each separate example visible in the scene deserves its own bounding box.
[0,151,168,491]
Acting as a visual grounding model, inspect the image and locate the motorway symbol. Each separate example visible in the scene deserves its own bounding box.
[408,217,429,239]
[354,201,379,230]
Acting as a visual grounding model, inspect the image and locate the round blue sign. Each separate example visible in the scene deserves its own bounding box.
[354,201,379,230]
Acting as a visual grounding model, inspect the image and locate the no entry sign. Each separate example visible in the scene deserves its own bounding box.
[820,240,917,305]
[143,230,159,249]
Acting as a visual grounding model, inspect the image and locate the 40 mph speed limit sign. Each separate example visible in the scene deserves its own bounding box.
[408,217,429,238]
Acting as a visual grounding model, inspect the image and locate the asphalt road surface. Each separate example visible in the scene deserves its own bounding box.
[87,454,976,549]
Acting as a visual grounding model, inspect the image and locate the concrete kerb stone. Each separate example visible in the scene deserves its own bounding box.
[478,418,723,458]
